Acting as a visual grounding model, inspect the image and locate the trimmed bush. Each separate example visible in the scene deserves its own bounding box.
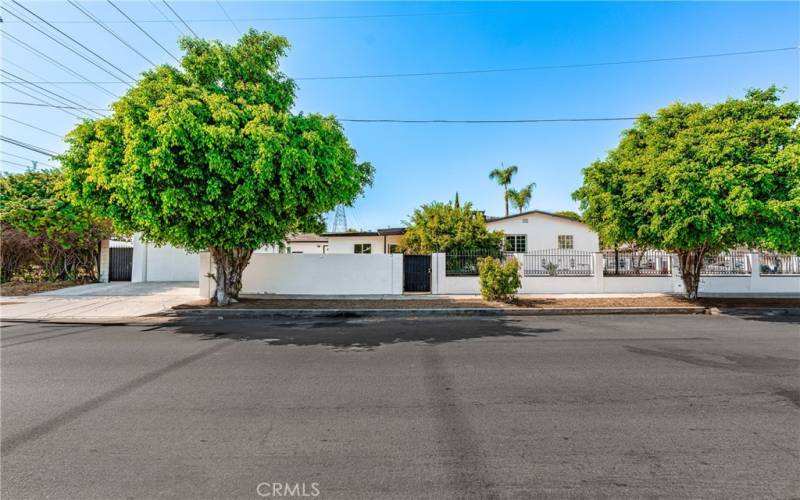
[477,256,521,302]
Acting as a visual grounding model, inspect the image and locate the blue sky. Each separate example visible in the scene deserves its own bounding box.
[2,1,798,230]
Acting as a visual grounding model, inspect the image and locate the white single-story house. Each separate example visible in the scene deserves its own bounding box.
[322,210,599,254]
[321,228,405,254]
[260,233,329,254]
[104,210,598,282]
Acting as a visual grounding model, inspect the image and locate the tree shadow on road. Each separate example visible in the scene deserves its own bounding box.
[168,317,558,349]
[718,309,800,325]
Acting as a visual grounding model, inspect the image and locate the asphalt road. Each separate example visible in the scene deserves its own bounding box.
[2,313,798,499]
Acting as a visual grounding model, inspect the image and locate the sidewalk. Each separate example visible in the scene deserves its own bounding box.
[1,282,199,321]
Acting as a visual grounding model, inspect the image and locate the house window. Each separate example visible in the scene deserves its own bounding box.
[505,235,527,253]
[557,235,574,249]
[354,243,372,254]
[388,244,401,254]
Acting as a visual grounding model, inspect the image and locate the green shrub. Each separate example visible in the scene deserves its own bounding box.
[477,256,521,302]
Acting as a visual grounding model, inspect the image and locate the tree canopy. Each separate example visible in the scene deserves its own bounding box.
[573,87,800,297]
[59,30,373,303]
[0,169,111,281]
[401,201,504,253]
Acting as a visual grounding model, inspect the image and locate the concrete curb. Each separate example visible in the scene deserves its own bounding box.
[173,306,708,319]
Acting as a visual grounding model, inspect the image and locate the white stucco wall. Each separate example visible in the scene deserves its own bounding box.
[131,234,199,282]
[200,253,404,297]
[326,235,403,254]
[487,213,599,252]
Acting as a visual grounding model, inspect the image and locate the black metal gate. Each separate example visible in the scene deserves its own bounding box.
[403,255,431,292]
[109,247,133,281]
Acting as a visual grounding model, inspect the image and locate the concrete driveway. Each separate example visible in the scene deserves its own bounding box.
[1,282,199,321]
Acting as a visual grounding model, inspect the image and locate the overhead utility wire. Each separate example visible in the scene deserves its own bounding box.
[148,0,184,35]
[338,117,638,124]
[1,57,108,109]
[0,101,108,112]
[69,0,157,66]
[0,115,63,138]
[106,0,180,63]
[6,46,794,86]
[1,10,487,24]
[1,32,121,99]
[2,151,56,168]
[0,136,59,157]
[1,83,86,120]
[296,46,800,80]
[1,69,106,118]
[3,3,135,84]
[0,102,637,124]
[215,0,241,34]
[162,1,199,37]
[1,160,33,170]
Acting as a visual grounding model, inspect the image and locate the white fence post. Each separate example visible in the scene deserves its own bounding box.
[593,252,604,292]
[98,239,110,283]
[749,252,760,293]
[198,252,214,299]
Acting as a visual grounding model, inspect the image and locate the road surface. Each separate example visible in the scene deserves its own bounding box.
[2,313,798,498]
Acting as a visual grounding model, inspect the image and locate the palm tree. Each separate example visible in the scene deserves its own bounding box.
[508,182,536,213]
[488,164,518,216]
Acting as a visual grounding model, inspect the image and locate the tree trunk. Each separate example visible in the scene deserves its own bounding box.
[209,247,254,306]
[677,247,707,300]
[504,187,509,216]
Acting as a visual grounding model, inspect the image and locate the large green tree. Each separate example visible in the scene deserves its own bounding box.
[60,30,373,304]
[0,169,112,281]
[401,201,504,253]
[574,87,800,298]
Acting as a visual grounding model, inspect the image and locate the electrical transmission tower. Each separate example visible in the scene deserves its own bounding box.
[331,205,348,233]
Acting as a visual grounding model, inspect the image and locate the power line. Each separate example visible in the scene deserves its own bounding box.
[1,160,32,170]
[1,83,86,120]
[2,57,108,110]
[0,101,639,125]
[162,1,199,37]
[1,69,106,118]
[3,46,794,86]
[0,115,63,138]
[0,10,490,24]
[148,0,184,35]
[0,136,59,157]
[2,151,56,168]
[2,2,135,84]
[107,0,180,64]
[338,117,638,124]
[296,46,800,81]
[0,101,108,112]
[215,0,241,34]
[1,32,121,99]
[68,0,158,67]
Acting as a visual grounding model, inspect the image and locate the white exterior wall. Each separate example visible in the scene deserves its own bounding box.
[487,214,599,252]
[131,234,199,282]
[326,235,403,254]
[199,253,404,297]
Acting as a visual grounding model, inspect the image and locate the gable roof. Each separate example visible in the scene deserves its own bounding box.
[485,210,586,225]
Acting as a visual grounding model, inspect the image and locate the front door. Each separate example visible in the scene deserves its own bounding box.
[403,255,431,292]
